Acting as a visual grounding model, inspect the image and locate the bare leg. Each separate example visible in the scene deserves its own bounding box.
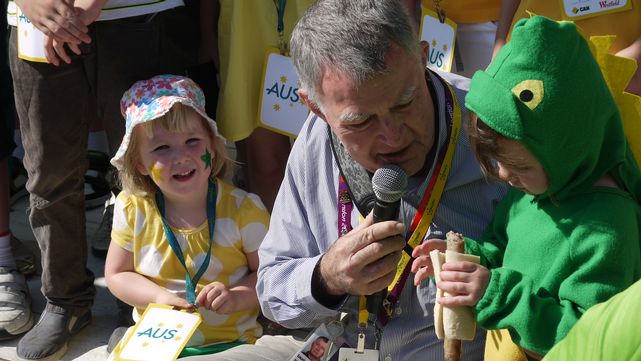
[236,127,291,212]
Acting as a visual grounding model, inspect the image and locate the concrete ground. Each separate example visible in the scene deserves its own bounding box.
[0,195,116,361]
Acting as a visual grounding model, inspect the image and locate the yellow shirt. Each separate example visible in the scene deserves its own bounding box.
[510,0,641,52]
[111,179,270,346]
[421,0,501,23]
[216,0,315,141]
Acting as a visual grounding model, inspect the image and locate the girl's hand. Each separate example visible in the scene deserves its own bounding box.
[411,238,447,285]
[155,291,192,310]
[197,282,236,314]
[436,261,490,307]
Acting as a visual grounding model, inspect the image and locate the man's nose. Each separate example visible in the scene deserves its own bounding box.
[379,115,404,145]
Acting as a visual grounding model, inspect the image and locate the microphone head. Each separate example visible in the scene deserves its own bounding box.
[372,164,408,203]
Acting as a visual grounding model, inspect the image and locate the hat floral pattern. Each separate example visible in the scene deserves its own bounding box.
[111,74,223,170]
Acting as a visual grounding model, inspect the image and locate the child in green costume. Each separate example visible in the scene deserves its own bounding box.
[412,16,641,359]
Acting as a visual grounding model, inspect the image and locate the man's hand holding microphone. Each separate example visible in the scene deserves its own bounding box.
[315,165,408,310]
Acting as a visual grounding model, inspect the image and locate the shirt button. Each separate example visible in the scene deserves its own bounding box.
[385,355,392,361]
[395,307,402,315]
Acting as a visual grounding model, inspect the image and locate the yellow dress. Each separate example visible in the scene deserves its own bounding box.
[216,0,315,141]
[421,0,501,24]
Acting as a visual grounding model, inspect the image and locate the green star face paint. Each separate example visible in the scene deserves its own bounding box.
[201,149,212,169]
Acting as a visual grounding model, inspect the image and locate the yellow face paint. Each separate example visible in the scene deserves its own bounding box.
[150,162,164,183]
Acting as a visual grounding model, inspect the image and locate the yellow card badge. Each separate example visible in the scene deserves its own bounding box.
[258,48,310,138]
[16,7,48,63]
[115,304,202,361]
[419,8,457,73]
[560,0,631,20]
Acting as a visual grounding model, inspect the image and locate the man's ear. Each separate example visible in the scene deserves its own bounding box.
[420,40,429,67]
[298,89,326,121]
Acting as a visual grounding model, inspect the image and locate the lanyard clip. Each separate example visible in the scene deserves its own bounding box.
[278,31,289,56]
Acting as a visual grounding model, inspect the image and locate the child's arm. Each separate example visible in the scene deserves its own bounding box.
[616,35,641,96]
[105,241,191,310]
[196,250,260,314]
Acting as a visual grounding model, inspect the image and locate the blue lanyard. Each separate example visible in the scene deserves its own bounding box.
[275,0,288,54]
[155,180,217,305]
[275,0,286,33]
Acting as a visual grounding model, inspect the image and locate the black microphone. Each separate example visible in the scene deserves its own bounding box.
[367,164,408,316]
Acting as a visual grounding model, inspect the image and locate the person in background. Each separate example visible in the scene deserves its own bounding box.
[8,0,198,358]
[420,0,502,77]
[214,0,315,211]
[495,0,641,95]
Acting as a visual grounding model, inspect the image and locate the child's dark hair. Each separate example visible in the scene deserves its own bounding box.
[467,113,507,181]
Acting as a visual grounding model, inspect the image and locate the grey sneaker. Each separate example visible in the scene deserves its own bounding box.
[91,202,114,259]
[0,267,33,340]
[16,304,91,361]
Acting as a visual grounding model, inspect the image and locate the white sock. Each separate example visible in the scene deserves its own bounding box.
[88,131,110,154]
[0,233,17,269]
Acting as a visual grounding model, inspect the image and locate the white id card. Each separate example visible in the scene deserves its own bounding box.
[258,49,310,138]
[419,8,457,72]
[115,304,201,361]
[16,7,48,63]
[560,0,631,20]
[288,323,346,361]
[337,348,379,361]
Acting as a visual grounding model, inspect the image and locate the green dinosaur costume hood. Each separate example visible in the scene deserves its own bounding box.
[466,16,641,202]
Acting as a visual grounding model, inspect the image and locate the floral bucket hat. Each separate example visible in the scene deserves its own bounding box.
[111,74,224,170]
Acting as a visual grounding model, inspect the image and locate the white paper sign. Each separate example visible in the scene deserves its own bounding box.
[420,8,457,73]
[561,0,631,20]
[258,50,310,138]
[116,304,202,361]
[337,348,379,361]
[17,7,48,63]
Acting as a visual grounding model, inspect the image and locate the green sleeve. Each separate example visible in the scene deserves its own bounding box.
[474,214,641,355]
[544,279,641,361]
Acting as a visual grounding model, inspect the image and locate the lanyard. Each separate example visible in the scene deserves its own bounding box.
[274,0,288,55]
[336,79,461,327]
[155,180,217,305]
[433,0,446,23]
[379,80,461,326]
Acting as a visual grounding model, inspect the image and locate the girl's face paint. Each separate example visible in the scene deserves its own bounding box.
[150,162,164,183]
[201,148,212,169]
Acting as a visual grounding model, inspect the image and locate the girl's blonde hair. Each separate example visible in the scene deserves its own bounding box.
[117,103,231,197]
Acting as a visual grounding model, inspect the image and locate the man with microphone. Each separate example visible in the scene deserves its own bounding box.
[196,0,506,360]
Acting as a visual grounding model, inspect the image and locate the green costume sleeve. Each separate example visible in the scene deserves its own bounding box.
[544,279,641,361]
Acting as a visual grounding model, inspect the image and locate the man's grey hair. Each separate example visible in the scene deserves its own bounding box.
[290,0,420,106]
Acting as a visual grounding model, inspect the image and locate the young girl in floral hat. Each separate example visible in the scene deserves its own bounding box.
[106,74,269,357]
